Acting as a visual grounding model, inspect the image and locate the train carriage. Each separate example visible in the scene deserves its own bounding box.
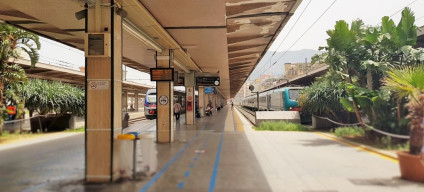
[241,86,303,111]
[258,92,268,111]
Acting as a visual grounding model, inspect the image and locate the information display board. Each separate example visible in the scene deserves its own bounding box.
[150,68,174,81]
[196,76,220,86]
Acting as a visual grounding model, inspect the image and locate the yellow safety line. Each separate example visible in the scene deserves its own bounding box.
[315,132,398,163]
[232,108,244,132]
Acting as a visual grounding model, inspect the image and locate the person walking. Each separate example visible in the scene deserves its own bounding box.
[174,102,182,120]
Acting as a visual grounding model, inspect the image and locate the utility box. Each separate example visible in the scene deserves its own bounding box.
[85,33,110,57]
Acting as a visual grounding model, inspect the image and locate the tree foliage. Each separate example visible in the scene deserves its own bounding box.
[0,22,40,134]
[307,7,423,154]
[14,79,85,117]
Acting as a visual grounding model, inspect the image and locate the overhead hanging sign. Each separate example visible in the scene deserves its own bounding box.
[151,68,174,81]
[196,76,220,86]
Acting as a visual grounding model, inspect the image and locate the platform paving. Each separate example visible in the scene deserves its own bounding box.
[2,106,424,191]
[234,108,424,192]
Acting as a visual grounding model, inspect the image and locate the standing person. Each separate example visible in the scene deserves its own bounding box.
[174,102,182,120]
[7,105,16,120]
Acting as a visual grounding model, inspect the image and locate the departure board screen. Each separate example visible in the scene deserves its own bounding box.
[150,68,174,81]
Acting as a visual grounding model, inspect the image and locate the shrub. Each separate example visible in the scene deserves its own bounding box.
[334,126,365,137]
[299,73,348,123]
[255,121,309,131]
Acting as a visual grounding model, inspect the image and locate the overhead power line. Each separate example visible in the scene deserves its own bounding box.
[375,0,421,25]
[389,0,419,17]
[257,0,313,71]
[258,0,338,76]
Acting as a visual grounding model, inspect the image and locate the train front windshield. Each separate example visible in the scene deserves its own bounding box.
[147,94,156,103]
[288,89,300,100]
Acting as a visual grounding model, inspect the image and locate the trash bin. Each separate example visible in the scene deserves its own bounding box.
[118,133,138,179]
[139,133,157,176]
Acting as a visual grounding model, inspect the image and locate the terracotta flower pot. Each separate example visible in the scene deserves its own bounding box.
[397,151,424,182]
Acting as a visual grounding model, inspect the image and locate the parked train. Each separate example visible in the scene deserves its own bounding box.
[144,89,196,119]
[241,87,303,111]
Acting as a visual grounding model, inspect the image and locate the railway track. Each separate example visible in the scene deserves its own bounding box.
[128,117,146,125]
[234,106,256,125]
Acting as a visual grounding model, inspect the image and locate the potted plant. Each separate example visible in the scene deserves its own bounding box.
[384,64,424,182]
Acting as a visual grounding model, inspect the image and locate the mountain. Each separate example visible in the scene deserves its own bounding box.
[249,49,322,80]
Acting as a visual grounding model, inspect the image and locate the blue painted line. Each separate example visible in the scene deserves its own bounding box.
[194,157,198,161]
[184,171,190,177]
[209,131,224,192]
[139,124,206,192]
[178,182,184,189]
[190,163,194,168]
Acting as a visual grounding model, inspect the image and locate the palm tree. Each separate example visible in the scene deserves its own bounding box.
[0,22,40,134]
[384,64,424,155]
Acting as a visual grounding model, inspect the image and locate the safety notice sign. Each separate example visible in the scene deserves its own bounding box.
[88,80,109,90]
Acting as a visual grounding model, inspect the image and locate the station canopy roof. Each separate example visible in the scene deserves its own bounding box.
[15,59,153,93]
[0,0,303,98]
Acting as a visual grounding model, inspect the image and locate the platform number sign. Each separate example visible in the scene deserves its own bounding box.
[159,95,169,105]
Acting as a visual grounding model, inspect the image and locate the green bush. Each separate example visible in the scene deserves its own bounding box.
[254,121,309,131]
[65,126,84,133]
[334,126,365,137]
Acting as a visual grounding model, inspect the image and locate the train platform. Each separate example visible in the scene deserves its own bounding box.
[119,106,270,192]
[5,106,424,192]
[88,106,424,192]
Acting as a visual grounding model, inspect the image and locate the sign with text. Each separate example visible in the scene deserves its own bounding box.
[150,68,174,81]
[196,76,220,86]
[88,80,110,90]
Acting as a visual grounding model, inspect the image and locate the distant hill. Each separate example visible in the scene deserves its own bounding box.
[249,49,322,79]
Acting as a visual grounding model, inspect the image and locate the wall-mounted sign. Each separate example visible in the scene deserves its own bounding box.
[196,76,220,86]
[151,68,174,81]
[159,95,169,105]
[88,80,110,90]
[187,87,194,101]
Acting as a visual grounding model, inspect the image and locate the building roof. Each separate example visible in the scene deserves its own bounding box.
[14,59,153,93]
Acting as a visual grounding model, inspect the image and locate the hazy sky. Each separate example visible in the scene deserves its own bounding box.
[268,0,424,52]
[35,0,424,85]
[250,0,424,78]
